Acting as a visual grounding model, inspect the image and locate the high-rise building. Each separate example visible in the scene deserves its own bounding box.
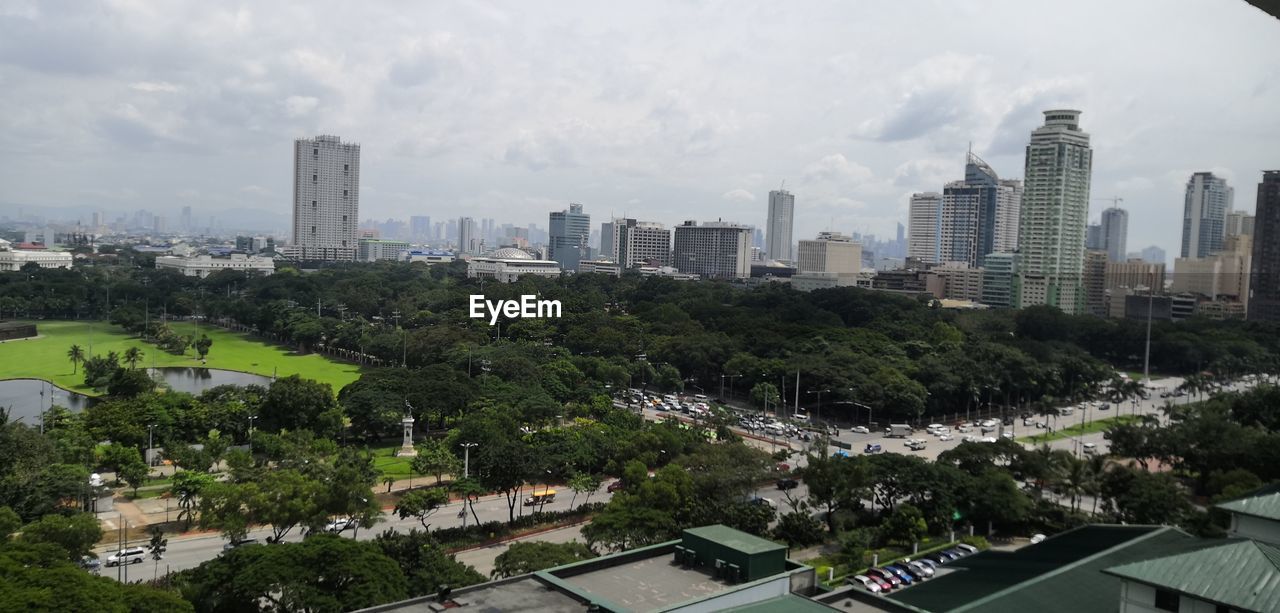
[288,135,360,261]
[766,190,795,262]
[458,217,480,254]
[599,221,617,261]
[981,253,1018,308]
[1106,260,1166,293]
[181,206,192,233]
[907,192,942,264]
[1015,110,1093,314]
[410,216,431,241]
[1174,235,1251,303]
[796,232,861,275]
[1249,171,1280,321]
[1101,207,1128,263]
[1226,211,1255,237]
[1136,245,1167,266]
[549,203,591,272]
[672,220,751,279]
[1083,250,1108,317]
[1181,172,1233,259]
[1086,222,1103,250]
[938,152,1022,268]
[617,220,671,267]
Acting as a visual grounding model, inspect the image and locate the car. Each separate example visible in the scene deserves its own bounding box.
[980,436,997,443]
[980,424,997,433]
[957,425,973,433]
[962,435,979,443]
[325,517,358,532]
[222,537,259,551]
[864,443,882,454]
[607,480,625,493]
[775,463,791,472]
[776,478,799,490]
[980,419,998,427]
[905,560,934,578]
[883,565,915,584]
[938,433,954,441]
[906,438,927,451]
[851,425,870,434]
[1083,442,1098,455]
[850,574,883,593]
[926,551,955,565]
[955,543,979,555]
[79,556,102,574]
[748,496,777,509]
[1098,403,1111,411]
[890,563,926,581]
[942,548,965,560]
[932,427,951,436]
[925,423,944,433]
[866,568,902,587]
[1023,417,1036,426]
[105,547,148,567]
[1030,534,1047,544]
[793,413,810,422]
[1036,420,1048,429]
[1000,432,1014,440]
[912,558,939,572]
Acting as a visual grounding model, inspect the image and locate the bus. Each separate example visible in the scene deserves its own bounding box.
[523,488,557,506]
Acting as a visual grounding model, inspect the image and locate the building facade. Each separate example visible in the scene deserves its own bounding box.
[357,238,410,262]
[939,153,1021,267]
[1105,260,1166,294]
[907,192,942,264]
[1016,110,1093,314]
[466,248,561,283]
[672,220,752,279]
[1226,211,1254,237]
[1101,206,1128,263]
[1249,171,1280,321]
[766,189,795,262]
[0,250,73,271]
[796,232,861,275]
[288,135,359,261]
[1083,250,1108,317]
[1181,172,1233,259]
[154,253,275,278]
[601,219,671,267]
[549,203,591,272]
[458,217,481,254]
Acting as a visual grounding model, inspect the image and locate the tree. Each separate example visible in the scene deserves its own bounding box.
[259,375,342,436]
[801,453,870,533]
[0,541,193,612]
[966,469,1032,535]
[67,344,85,374]
[394,488,449,531]
[194,335,213,359]
[169,470,216,531]
[880,503,928,546]
[568,472,602,509]
[17,512,103,561]
[107,367,156,397]
[98,442,144,484]
[374,529,485,597]
[772,507,825,547]
[492,541,596,578]
[750,382,780,413]
[119,457,150,497]
[0,506,20,538]
[122,346,144,370]
[411,438,461,486]
[1100,465,1190,525]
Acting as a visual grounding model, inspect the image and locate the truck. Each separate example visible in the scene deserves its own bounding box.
[887,424,912,438]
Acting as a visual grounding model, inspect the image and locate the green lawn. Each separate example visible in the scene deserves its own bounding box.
[1017,414,1140,444]
[0,320,362,396]
[371,445,414,480]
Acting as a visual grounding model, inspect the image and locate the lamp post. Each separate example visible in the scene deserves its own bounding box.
[147,424,156,468]
[247,415,258,454]
[805,389,830,425]
[719,373,742,402]
[460,442,478,528]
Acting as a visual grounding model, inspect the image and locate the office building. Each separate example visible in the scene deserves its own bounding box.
[1016,110,1093,314]
[925,263,985,303]
[410,216,431,241]
[1106,260,1166,293]
[458,217,480,254]
[1249,171,1280,321]
[1086,222,1104,250]
[672,220,751,279]
[154,253,274,278]
[1173,237,1251,304]
[1226,211,1255,237]
[1127,245,1167,266]
[1101,206,1128,263]
[549,203,591,272]
[766,189,795,261]
[1181,172,1233,258]
[1083,250,1108,317]
[907,192,942,264]
[601,218,671,268]
[981,253,1018,308]
[939,152,1022,267]
[577,259,623,276]
[287,135,360,261]
[357,238,410,262]
[796,232,861,275]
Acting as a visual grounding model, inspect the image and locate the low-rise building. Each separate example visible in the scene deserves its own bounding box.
[636,265,699,281]
[358,238,411,262]
[0,249,73,271]
[154,253,275,278]
[791,272,861,292]
[578,259,623,276]
[466,248,561,283]
[400,249,455,264]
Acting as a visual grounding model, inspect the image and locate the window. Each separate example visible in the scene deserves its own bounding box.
[313,148,318,155]
[344,164,349,172]
[342,215,347,222]
[311,226,316,234]
[312,174,317,182]
[311,200,317,209]
[343,189,348,197]
[1154,589,1179,612]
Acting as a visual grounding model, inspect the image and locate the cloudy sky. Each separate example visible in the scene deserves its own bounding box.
[2,0,1278,258]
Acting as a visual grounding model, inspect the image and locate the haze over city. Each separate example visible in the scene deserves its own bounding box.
[2,0,1278,255]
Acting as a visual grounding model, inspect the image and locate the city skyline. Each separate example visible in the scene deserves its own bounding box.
[1,2,1277,261]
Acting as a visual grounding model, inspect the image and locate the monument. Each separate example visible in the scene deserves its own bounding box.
[395,415,417,457]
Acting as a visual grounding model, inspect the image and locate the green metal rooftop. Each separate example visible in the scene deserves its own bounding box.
[1216,489,1280,522]
[1103,539,1280,613]
[683,525,787,555]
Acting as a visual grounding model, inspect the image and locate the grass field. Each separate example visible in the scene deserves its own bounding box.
[1017,414,1140,444]
[0,320,362,395]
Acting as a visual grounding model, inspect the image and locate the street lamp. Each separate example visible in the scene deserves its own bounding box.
[247,415,258,454]
[805,389,831,424]
[147,424,156,467]
[719,373,742,402]
[459,442,479,528]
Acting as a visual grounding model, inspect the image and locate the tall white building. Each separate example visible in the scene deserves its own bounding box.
[1016,110,1093,314]
[672,220,751,279]
[1226,211,1255,237]
[601,218,671,267]
[458,217,480,254]
[797,232,861,275]
[1181,172,1233,258]
[766,190,795,262]
[907,192,942,264]
[1101,206,1129,263]
[288,135,360,261]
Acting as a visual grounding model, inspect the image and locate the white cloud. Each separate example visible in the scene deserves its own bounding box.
[721,188,754,202]
[802,154,873,184]
[129,81,180,93]
[283,95,319,117]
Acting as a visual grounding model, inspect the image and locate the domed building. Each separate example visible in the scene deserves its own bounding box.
[467,246,561,283]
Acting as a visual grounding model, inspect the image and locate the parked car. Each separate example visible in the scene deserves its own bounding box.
[1083,442,1098,455]
[962,435,979,443]
[866,568,902,587]
[325,517,359,532]
[956,543,979,555]
[776,478,799,490]
[941,548,965,560]
[911,558,939,572]
[222,537,259,551]
[748,496,776,509]
[850,574,884,593]
[883,565,915,584]
[105,547,148,567]
[938,433,954,441]
[905,560,934,578]
[957,425,973,433]
[864,443,882,454]
[851,425,870,434]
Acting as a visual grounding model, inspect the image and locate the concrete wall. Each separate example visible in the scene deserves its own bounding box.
[1232,513,1280,545]
[1118,580,1222,613]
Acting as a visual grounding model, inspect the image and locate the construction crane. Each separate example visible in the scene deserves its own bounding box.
[1093,197,1124,209]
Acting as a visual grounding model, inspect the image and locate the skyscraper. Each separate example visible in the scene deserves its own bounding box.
[1226,211,1255,237]
[1101,206,1129,263]
[939,152,1022,267]
[549,203,591,272]
[1249,171,1280,321]
[672,220,751,279]
[1085,222,1103,250]
[1083,250,1108,317]
[410,216,431,242]
[1181,172,1233,258]
[907,192,942,264]
[458,216,480,254]
[797,232,861,274]
[288,135,360,261]
[1016,110,1093,314]
[766,189,795,262]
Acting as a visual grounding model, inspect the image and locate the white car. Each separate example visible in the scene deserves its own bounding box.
[938,433,954,441]
[325,517,358,532]
[980,419,998,428]
[1000,432,1014,440]
[905,560,935,577]
[980,436,997,443]
[851,425,870,434]
[105,547,148,567]
[962,435,979,443]
[933,427,951,436]
[850,574,882,593]
[1083,442,1098,455]
[793,413,810,422]
[957,425,973,433]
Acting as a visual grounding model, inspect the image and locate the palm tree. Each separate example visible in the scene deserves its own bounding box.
[66,344,85,374]
[123,347,144,370]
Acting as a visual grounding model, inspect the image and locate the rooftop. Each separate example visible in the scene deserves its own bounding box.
[560,550,735,611]
[1216,486,1280,521]
[683,525,786,556]
[1103,539,1280,613]
[355,575,586,613]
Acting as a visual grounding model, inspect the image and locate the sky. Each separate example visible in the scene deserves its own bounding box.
[2,0,1278,259]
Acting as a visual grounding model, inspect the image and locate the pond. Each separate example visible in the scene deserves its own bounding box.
[0,367,274,424]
